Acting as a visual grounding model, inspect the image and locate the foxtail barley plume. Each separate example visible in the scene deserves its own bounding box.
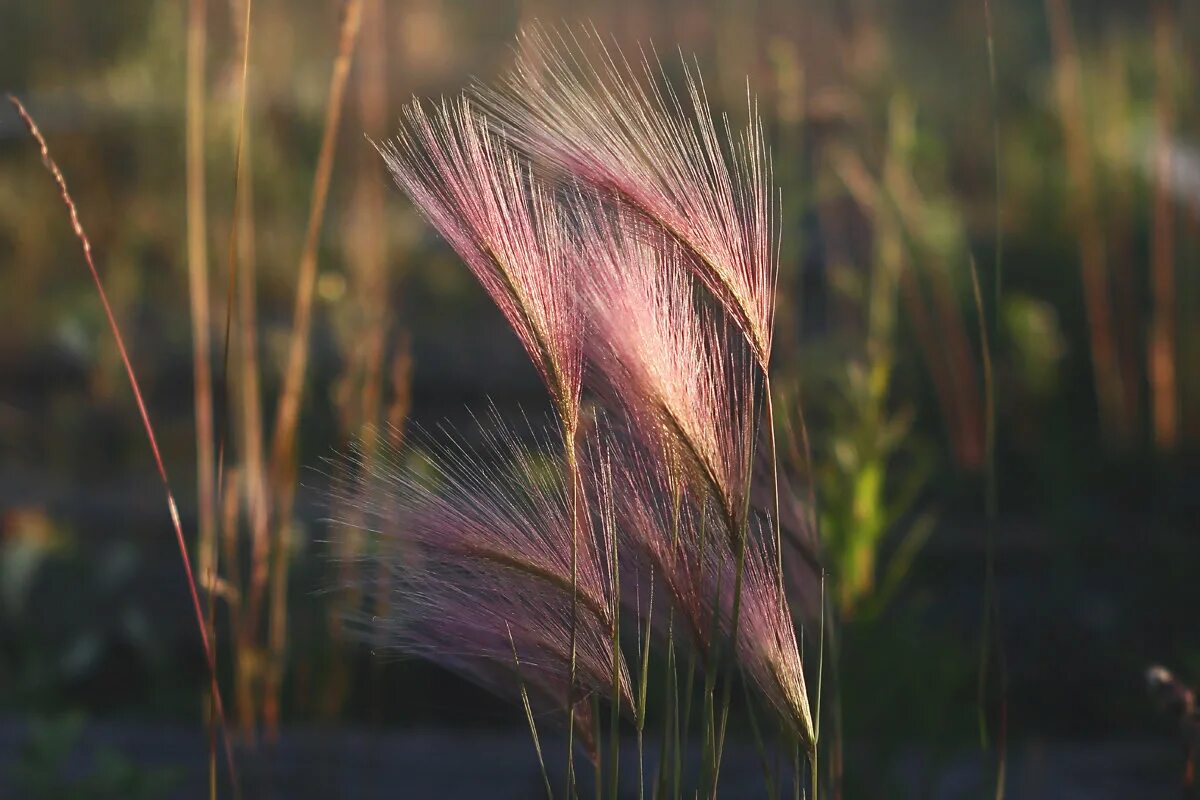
[349,24,819,786]
[378,98,584,435]
[331,418,633,713]
[580,207,754,539]
[481,25,778,368]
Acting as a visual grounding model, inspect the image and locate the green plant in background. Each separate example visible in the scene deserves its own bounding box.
[808,359,935,619]
[13,713,183,800]
[795,94,979,620]
[1003,294,1068,407]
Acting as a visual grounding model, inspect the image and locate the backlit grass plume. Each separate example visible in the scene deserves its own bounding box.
[604,426,815,748]
[377,98,583,436]
[348,25,819,795]
[331,419,633,714]
[481,25,778,368]
[378,97,594,789]
[719,521,815,748]
[580,208,754,539]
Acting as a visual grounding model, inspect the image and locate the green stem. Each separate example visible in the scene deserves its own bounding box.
[610,498,621,800]
[638,580,655,800]
[679,648,697,795]
[565,437,580,799]
[509,622,554,800]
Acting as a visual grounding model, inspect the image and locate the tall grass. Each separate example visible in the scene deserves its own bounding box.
[10,4,1198,797]
[341,29,818,799]
[1045,0,1130,446]
[224,0,268,739]
[7,94,239,794]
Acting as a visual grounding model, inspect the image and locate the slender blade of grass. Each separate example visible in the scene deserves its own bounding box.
[970,254,1005,799]
[7,93,239,795]
[262,0,364,734]
[509,622,555,800]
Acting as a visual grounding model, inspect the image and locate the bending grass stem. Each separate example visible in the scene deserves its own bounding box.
[637,580,655,800]
[509,623,554,800]
[712,363,770,791]
[565,439,581,799]
[610,491,622,800]
[8,94,240,793]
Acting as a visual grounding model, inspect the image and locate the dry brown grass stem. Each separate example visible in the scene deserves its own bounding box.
[186,3,221,788]
[268,0,364,487]
[1045,0,1130,445]
[326,0,390,719]
[223,0,268,736]
[6,93,239,791]
[187,0,218,619]
[349,0,390,455]
[261,0,364,733]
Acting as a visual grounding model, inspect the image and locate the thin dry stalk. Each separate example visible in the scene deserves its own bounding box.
[221,0,267,736]
[268,0,365,489]
[186,4,220,789]
[261,0,364,734]
[325,0,389,719]
[350,0,390,449]
[7,94,238,790]
[1045,0,1129,445]
[187,0,218,601]
[232,152,268,731]
[220,466,243,656]
[385,340,412,450]
[1150,2,1179,452]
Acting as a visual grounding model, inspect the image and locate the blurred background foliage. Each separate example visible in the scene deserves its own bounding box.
[1,0,1198,795]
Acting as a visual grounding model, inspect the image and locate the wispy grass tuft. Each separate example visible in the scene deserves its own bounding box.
[355,26,819,797]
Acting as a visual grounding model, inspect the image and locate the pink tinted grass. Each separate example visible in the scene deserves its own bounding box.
[599,426,713,652]
[580,207,754,540]
[481,25,778,368]
[329,416,633,712]
[376,98,583,436]
[374,551,628,712]
[719,522,815,748]
[377,94,591,792]
[596,422,813,746]
[367,30,817,784]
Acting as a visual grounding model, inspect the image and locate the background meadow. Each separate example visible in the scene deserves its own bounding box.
[1,0,1197,797]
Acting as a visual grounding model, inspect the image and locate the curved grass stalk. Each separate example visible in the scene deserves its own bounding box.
[8,95,239,793]
[510,622,555,800]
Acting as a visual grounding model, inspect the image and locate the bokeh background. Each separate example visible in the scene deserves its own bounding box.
[1,0,1197,797]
